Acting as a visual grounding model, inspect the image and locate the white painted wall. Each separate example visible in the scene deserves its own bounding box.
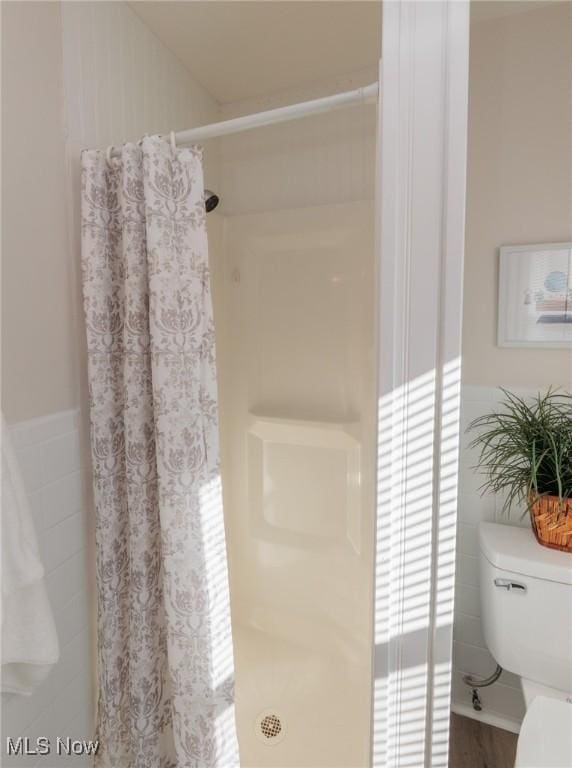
[463,2,572,389]
[1,2,77,425]
[61,0,220,188]
[453,3,572,731]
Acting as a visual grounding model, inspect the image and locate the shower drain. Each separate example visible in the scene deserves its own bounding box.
[255,711,285,745]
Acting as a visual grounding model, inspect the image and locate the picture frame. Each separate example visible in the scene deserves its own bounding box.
[497,242,572,349]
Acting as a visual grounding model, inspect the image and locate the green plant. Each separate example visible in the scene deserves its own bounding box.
[468,388,572,518]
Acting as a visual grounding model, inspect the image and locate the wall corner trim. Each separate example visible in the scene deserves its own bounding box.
[372,2,470,766]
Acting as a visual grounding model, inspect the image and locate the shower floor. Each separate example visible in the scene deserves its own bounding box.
[233,623,370,767]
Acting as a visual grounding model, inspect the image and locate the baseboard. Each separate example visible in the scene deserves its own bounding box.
[451,702,521,734]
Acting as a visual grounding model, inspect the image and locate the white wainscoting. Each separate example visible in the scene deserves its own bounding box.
[2,410,95,767]
[452,384,535,732]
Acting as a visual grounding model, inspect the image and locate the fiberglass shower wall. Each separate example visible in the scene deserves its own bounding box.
[209,71,378,767]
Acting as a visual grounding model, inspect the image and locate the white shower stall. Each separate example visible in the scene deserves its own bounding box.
[1,2,471,766]
[208,83,378,766]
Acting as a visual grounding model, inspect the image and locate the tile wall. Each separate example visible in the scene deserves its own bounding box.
[2,410,94,766]
[452,384,535,731]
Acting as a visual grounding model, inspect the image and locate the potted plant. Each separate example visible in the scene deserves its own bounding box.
[468,389,572,552]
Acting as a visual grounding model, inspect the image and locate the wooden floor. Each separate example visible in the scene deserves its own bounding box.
[449,713,518,768]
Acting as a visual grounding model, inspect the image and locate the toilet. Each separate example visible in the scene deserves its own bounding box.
[478,522,572,767]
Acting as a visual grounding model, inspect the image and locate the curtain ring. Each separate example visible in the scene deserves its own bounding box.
[170,131,177,152]
[106,145,114,166]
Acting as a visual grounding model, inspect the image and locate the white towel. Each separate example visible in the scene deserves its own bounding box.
[1,414,59,694]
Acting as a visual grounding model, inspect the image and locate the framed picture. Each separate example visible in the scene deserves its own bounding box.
[498,242,572,349]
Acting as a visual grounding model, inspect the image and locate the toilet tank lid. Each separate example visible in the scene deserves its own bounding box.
[479,522,572,585]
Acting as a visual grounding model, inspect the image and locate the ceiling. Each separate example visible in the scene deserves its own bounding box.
[470,0,554,22]
[129,1,382,104]
[130,1,556,105]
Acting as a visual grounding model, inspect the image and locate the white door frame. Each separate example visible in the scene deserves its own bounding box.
[372,2,470,766]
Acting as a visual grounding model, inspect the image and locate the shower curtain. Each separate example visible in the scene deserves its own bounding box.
[81,136,239,768]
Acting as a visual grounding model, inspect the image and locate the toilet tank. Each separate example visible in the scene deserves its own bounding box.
[478,522,572,695]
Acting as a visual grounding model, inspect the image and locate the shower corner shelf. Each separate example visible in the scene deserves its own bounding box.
[246,412,363,552]
[247,411,362,446]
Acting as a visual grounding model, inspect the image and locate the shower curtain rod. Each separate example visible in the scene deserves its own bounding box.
[109,81,378,156]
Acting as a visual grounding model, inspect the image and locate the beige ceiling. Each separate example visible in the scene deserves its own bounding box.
[129,1,556,105]
[129,1,382,104]
[470,0,555,22]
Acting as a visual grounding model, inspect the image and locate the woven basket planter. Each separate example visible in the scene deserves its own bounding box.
[529,494,572,553]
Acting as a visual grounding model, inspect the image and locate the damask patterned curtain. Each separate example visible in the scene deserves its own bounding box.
[81,137,239,768]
